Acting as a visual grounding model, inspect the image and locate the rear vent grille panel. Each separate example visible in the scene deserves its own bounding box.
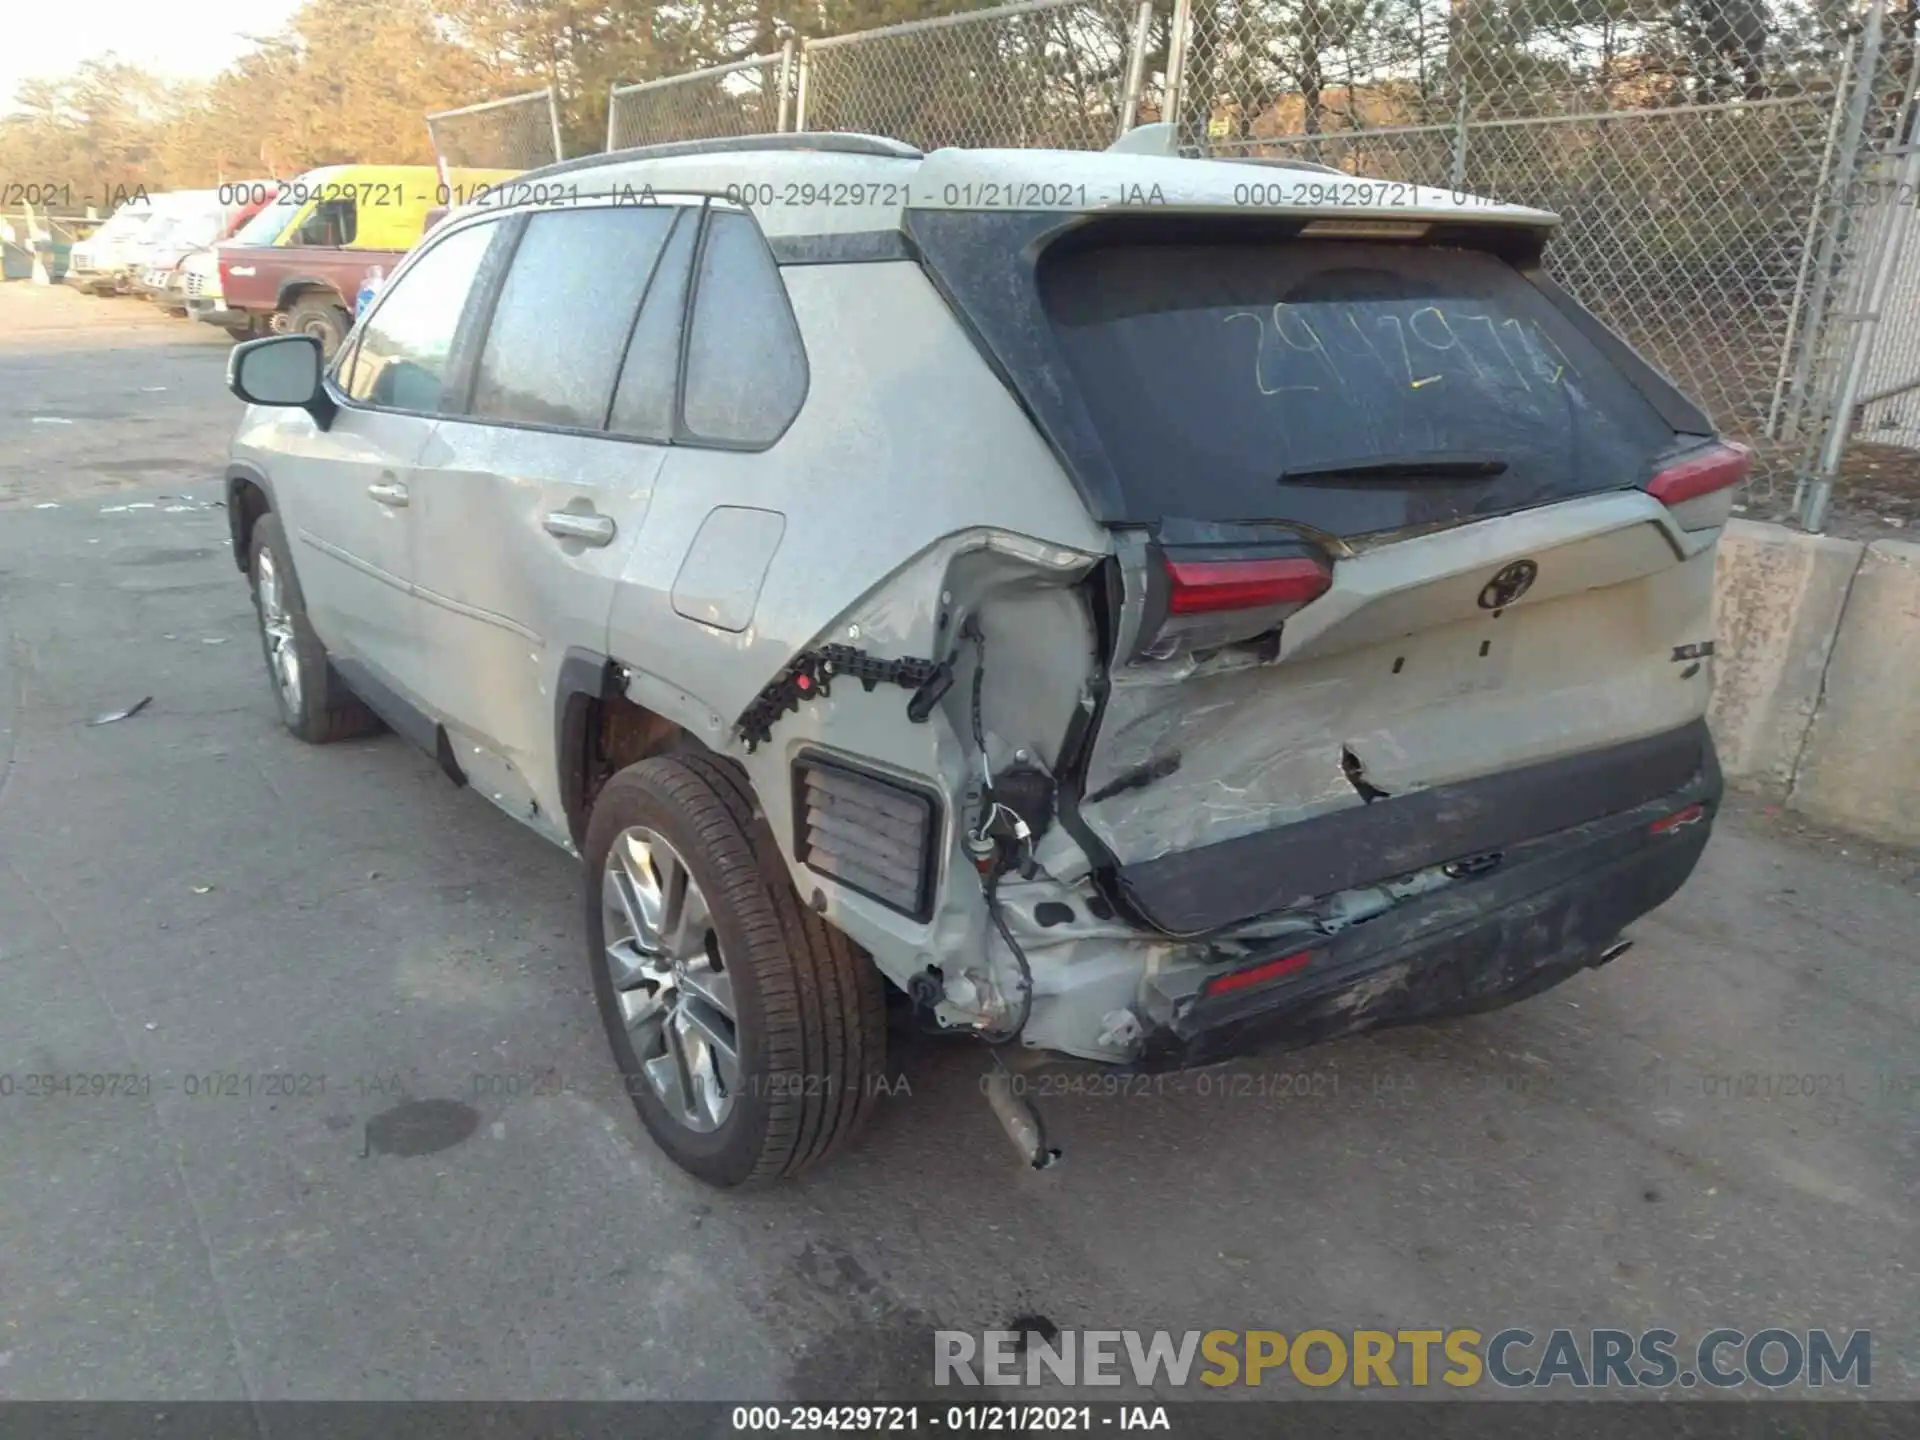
[793,756,939,921]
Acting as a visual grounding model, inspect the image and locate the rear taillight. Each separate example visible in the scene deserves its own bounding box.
[1646,442,1750,530]
[1165,557,1332,615]
[1136,549,1333,662]
[1650,802,1707,836]
[1203,948,1316,997]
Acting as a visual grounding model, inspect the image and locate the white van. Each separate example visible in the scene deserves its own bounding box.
[69,191,231,296]
[132,189,262,312]
[65,198,161,293]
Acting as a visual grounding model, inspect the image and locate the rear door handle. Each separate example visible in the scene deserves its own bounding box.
[367,479,409,508]
[544,511,616,547]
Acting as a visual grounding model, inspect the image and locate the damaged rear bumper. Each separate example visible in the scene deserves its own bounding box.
[1131,745,1720,1071]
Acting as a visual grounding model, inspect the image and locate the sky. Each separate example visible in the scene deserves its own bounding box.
[1,0,304,111]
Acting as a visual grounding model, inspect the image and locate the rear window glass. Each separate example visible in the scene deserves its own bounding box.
[1039,240,1676,536]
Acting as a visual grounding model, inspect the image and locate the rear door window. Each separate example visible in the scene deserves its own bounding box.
[470,205,679,433]
[1039,240,1677,537]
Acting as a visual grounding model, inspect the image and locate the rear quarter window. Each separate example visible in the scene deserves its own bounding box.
[680,209,808,448]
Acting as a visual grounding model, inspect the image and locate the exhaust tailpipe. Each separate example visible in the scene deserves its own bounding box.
[1595,937,1634,967]
[984,1066,1061,1170]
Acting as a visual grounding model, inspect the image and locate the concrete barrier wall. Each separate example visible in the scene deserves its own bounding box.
[1708,521,1919,847]
[1788,538,1920,847]
[1709,522,1863,792]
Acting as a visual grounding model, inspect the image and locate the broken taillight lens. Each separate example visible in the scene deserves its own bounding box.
[1646,441,1751,530]
[1203,948,1316,997]
[1650,802,1707,835]
[1135,549,1334,662]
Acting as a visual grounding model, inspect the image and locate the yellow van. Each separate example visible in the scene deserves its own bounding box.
[224,163,519,251]
[216,163,519,353]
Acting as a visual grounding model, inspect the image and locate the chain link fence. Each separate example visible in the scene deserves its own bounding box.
[434,0,1920,531]
[608,48,797,152]
[426,88,565,172]
[799,0,1154,149]
[1851,149,1920,452]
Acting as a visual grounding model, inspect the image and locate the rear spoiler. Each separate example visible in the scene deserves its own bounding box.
[1102,122,1556,239]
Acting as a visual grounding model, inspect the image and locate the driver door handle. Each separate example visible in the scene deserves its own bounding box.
[544,510,616,547]
[367,479,409,508]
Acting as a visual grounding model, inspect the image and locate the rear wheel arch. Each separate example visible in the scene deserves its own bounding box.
[558,651,721,849]
[275,277,342,311]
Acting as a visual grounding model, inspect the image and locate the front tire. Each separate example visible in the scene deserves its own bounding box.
[584,754,887,1187]
[248,512,380,743]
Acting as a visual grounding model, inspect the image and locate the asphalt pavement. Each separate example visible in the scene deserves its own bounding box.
[0,284,1914,1404]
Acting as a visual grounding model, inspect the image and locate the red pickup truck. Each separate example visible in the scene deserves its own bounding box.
[220,242,401,357]
[215,161,498,356]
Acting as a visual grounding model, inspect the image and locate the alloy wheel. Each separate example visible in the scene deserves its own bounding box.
[255,548,302,715]
[601,826,738,1132]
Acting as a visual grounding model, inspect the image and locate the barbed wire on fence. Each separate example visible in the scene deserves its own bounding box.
[426,88,565,173]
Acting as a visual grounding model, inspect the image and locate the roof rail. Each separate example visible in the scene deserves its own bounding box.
[502,133,923,188]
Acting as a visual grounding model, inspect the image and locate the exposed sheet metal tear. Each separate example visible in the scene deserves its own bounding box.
[1340,745,1391,804]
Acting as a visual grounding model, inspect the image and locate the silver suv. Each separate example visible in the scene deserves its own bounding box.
[224,130,1735,1187]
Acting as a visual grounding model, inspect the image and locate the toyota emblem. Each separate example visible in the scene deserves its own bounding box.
[1478,559,1538,610]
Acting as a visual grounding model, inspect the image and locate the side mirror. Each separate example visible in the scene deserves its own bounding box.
[227,334,335,428]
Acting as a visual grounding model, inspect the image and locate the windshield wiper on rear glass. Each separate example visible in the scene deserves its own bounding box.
[1279,453,1510,484]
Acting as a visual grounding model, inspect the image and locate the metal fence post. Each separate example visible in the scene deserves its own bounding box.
[1163,0,1194,148]
[548,86,566,162]
[1780,0,1887,450]
[776,38,797,133]
[605,84,620,154]
[1806,133,1920,529]
[1449,86,1470,192]
[794,43,812,133]
[1767,40,1859,439]
[426,115,449,193]
[1116,0,1154,141]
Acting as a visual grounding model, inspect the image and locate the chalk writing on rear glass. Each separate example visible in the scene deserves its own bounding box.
[1224,309,1313,395]
[1225,301,1580,397]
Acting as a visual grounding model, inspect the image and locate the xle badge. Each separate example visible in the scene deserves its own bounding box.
[1478,559,1538,610]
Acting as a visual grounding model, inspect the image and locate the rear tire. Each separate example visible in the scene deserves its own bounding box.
[584,754,888,1187]
[248,512,381,744]
[285,297,351,358]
